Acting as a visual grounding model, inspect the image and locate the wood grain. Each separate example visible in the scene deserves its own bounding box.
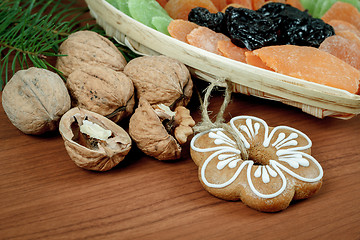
[1,1,359,239]
[1,86,359,239]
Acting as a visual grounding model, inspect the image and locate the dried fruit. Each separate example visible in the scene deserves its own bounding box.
[245,45,360,94]
[256,3,335,47]
[328,20,360,36]
[106,0,131,15]
[187,26,230,54]
[66,65,135,123]
[252,0,265,10]
[321,2,360,30]
[165,0,218,20]
[129,98,194,160]
[188,3,335,50]
[56,31,127,77]
[227,0,252,9]
[188,7,226,33]
[152,16,172,35]
[217,40,247,62]
[336,31,360,44]
[156,0,169,8]
[168,19,199,42]
[128,0,172,32]
[319,34,360,71]
[211,0,228,11]
[225,6,278,50]
[2,67,71,134]
[123,55,193,109]
[59,108,132,171]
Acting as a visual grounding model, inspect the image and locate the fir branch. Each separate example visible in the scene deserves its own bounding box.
[0,0,92,89]
[0,0,138,90]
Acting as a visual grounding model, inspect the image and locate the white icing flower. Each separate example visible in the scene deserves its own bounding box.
[190,116,323,199]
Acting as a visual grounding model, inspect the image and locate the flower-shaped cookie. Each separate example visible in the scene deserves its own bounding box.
[190,116,323,212]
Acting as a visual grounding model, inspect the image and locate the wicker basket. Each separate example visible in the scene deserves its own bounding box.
[85,0,360,119]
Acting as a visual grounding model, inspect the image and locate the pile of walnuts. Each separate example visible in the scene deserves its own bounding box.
[2,30,196,171]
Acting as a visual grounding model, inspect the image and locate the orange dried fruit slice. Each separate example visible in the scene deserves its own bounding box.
[246,45,360,94]
[217,40,247,62]
[156,0,168,8]
[328,20,360,37]
[168,19,199,42]
[211,0,228,11]
[319,34,360,71]
[321,2,360,30]
[245,51,274,71]
[252,0,265,10]
[164,0,218,20]
[227,0,252,9]
[336,31,360,44]
[186,26,230,54]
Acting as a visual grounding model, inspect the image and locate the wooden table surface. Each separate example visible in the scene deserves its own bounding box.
[1,1,360,239]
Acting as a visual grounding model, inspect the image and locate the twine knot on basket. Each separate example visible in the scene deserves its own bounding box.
[194,78,249,160]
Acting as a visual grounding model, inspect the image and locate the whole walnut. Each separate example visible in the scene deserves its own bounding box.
[123,55,193,109]
[59,107,132,171]
[129,98,195,161]
[56,30,127,77]
[66,65,135,122]
[2,67,71,134]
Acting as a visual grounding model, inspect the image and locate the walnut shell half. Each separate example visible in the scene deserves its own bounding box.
[2,67,71,134]
[124,55,193,109]
[129,98,182,161]
[56,30,127,77]
[66,65,135,123]
[59,108,132,171]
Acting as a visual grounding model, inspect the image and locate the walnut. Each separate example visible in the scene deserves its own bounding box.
[123,55,193,109]
[66,65,135,122]
[2,67,71,134]
[59,107,132,171]
[129,98,195,161]
[56,30,127,77]
[174,106,196,144]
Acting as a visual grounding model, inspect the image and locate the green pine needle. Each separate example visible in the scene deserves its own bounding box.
[0,1,89,89]
[0,0,138,90]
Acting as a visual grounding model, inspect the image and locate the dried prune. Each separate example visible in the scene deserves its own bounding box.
[187,2,335,50]
[224,7,278,50]
[188,7,226,33]
[257,3,335,47]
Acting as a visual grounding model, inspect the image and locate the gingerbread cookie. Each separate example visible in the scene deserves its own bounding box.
[190,116,323,212]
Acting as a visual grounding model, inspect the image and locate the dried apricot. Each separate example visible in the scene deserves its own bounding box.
[186,26,230,54]
[217,40,247,62]
[168,19,199,42]
[156,0,168,8]
[164,0,218,20]
[328,19,360,37]
[319,34,360,71]
[246,45,360,94]
[321,2,360,30]
[245,51,274,71]
[252,0,265,10]
[227,0,252,9]
[336,31,360,44]
[211,0,228,11]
